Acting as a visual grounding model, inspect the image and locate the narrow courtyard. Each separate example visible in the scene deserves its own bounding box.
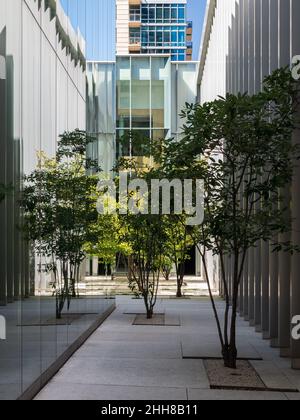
[36,297,300,401]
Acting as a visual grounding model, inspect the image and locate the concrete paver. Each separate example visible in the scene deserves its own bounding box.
[35,297,300,401]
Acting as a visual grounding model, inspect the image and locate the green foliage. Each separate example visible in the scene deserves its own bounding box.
[22,130,99,319]
[161,254,173,281]
[124,211,169,318]
[118,131,152,157]
[113,162,170,318]
[164,215,194,297]
[155,67,300,367]
[84,214,132,268]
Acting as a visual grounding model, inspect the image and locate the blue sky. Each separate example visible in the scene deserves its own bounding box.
[187,0,207,60]
[61,0,207,61]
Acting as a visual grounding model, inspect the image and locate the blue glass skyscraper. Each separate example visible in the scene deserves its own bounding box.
[117,0,193,61]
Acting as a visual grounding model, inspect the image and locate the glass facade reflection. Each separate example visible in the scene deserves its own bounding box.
[0,0,115,400]
[87,55,200,277]
[116,56,171,158]
[87,55,198,162]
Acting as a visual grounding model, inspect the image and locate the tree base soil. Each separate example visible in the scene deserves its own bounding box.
[204,359,267,391]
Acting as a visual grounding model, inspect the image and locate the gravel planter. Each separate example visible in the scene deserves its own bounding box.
[204,360,267,391]
[133,314,166,326]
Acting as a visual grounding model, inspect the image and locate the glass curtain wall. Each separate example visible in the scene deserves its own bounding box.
[87,62,116,174]
[141,3,186,24]
[116,56,171,160]
[0,0,115,400]
[140,3,186,60]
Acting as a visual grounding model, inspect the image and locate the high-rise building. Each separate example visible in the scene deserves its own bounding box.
[116,0,193,61]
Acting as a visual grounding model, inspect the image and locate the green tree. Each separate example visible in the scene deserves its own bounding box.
[115,159,169,319]
[158,68,300,368]
[161,254,173,281]
[125,212,168,319]
[22,130,99,319]
[165,215,193,297]
[84,213,132,277]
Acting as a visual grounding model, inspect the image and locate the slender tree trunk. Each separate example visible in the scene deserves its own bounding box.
[71,267,77,298]
[144,295,153,319]
[199,246,225,351]
[223,255,239,369]
[176,284,182,298]
[147,307,153,319]
[176,263,185,298]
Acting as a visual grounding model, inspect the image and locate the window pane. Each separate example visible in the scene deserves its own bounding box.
[157,31,163,46]
[141,7,148,22]
[163,7,170,22]
[149,7,155,22]
[131,58,150,128]
[117,129,130,157]
[117,81,130,128]
[131,130,151,157]
[178,6,185,22]
[178,31,185,45]
[131,80,150,128]
[152,80,165,127]
[156,7,163,22]
[171,6,177,21]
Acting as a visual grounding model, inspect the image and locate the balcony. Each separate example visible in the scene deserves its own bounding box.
[129,34,141,53]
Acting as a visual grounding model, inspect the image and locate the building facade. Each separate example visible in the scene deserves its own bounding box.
[0,0,115,400]
[87,55,204,277]
[198,0,300,369]
[116,0,193,61]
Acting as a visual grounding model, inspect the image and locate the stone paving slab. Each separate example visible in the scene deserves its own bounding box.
[133,314,166,326]
[188,388,288,400]
[51,357,210,389]
[250,361,299,392]
[74,340,182,360]
[132,314,181,326]
[35,297,300,401]
[85,331,182,344]
[181,338,261,360]
[36,383,188,401]
[285,393,300,400]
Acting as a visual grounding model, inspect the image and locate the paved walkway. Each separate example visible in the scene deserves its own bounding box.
[35,297,300,400]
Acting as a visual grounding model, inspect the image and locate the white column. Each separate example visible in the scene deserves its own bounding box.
[260,0,270,339]
[278,0,292,357]
[291,0,300,370]
[268,0,280,348]
[92,257,99,277]
[254,0,262,331]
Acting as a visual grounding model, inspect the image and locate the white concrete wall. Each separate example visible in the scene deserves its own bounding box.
[0,0,86,301]
[198,0,237,103]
